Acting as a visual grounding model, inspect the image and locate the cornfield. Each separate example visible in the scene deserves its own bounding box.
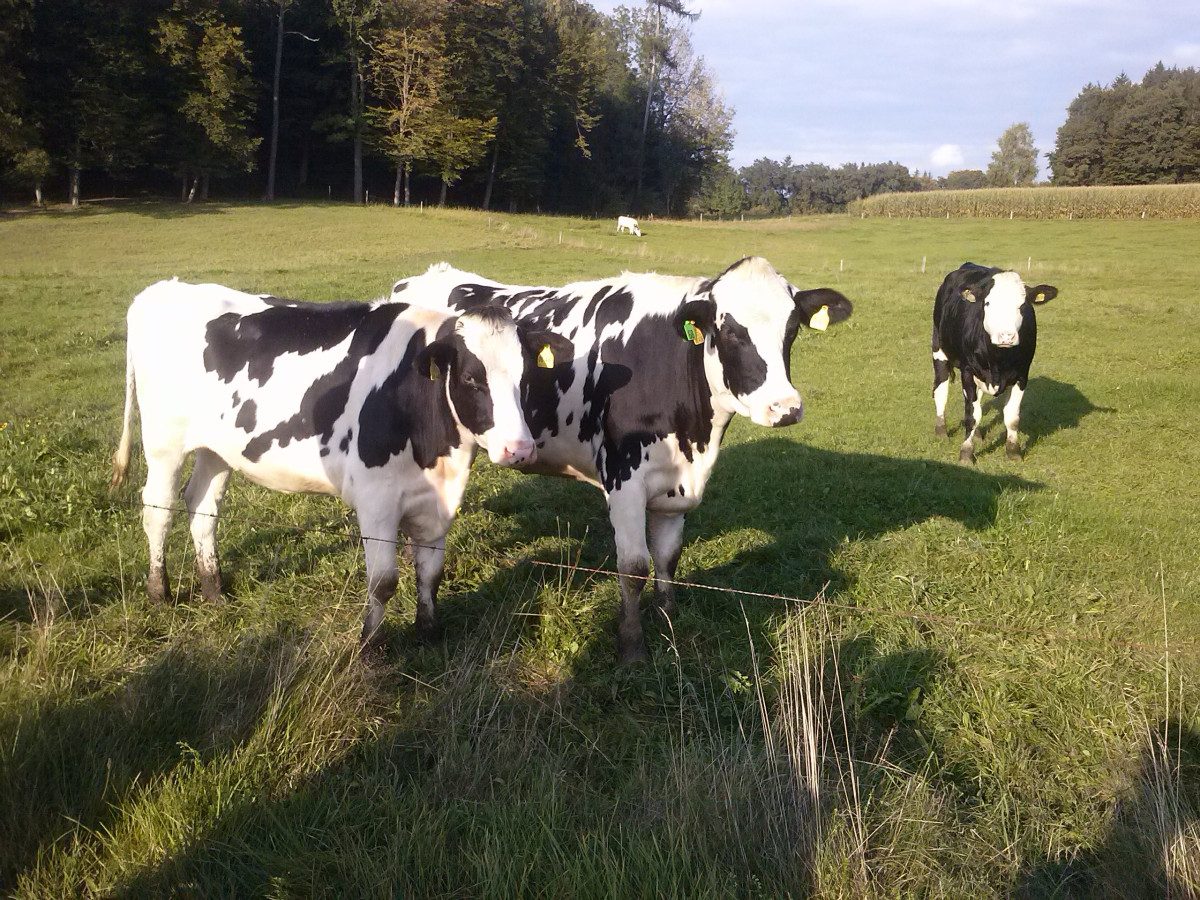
[848,183,1200,219]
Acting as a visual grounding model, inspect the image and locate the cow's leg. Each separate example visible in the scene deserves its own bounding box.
[358,506,403,652]
[648,510,686,617]
[1003,383,1025,459]
[141,450,184,603]
[608,488,651,664]
[959,374,981,464]
[183,448,232,603]
[410,536,447,642]
[932,331,951,437]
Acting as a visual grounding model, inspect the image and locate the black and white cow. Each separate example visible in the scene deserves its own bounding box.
[392,258,852,662]
[932,262,1058,464]
[111,279,571,647]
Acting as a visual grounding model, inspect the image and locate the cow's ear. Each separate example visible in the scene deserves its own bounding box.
[1027,284,1057,305]
[415,340,455,382]
[793,287,852,330]
[676,298,716,345]
[520,328,574,369]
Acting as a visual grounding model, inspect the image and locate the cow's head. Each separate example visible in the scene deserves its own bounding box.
[417,307,572,466]
[963,271,1057,348]
[676,257,852,427]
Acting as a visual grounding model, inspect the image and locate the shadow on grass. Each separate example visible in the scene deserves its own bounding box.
[941,376,1112,459]
[0,198,336,221]
[468,439,1038,662]
[6,439,1044,895]
[0,626,304,892]
[104,617,962,896]
[1015,718,1200,899]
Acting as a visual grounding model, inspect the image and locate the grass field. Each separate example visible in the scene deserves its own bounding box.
[2,202,1200,897]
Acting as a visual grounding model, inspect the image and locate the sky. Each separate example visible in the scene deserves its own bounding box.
[588,0,1200,178]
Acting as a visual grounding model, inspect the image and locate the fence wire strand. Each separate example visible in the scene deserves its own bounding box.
[116,498,1194,660]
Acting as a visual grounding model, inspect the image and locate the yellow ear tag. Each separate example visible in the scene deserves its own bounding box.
[683,320,703,344]
[537,345,555,368]
[962,289,977,303]
[429,360,441,381]
[809,305,830,332]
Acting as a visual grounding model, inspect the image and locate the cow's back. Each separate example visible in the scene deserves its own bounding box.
[128,280,438,495]
[400,269,717,489]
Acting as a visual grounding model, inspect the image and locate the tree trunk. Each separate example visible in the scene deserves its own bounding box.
[634,8,661,205]
[201,172,210,201]
[439,178,447,207]
[350,58,363,204]
[393,165,402,207]
[404,163,411,207]
[265,0,286,201]
[187,176,198,203]
[482,140,499,211]
[70,138,82,207]
[181,173,189,202]
[34,181,43,207]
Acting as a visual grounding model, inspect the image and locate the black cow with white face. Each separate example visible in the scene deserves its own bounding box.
[392,258,852,662]
[932,263,1058,464]
[111,279,571,647]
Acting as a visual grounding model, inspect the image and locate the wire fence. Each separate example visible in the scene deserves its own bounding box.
[117,498,1194,661]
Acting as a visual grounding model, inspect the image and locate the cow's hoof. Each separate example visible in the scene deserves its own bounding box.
[934,422,948,438]
[958,449,976,465]
[147,571,170,604]
[652,594,676,617]
[617,636,649,666]
[414,617,444,645]
[199,572,224,604]
[1006,442,1023,460]
[358,638,386,663]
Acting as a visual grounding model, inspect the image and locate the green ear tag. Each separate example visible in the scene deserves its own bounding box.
[683,320,703,344]
[429,360,441,381]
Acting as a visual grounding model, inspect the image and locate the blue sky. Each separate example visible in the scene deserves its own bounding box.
[590,0,1200,178]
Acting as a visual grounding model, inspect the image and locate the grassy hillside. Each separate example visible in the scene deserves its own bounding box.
[2,202,1200,897]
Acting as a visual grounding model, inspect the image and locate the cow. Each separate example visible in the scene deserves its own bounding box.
[391,257,852,662]
[932,263,1058,464]
[110,279,572,649]
[616,215,642,237]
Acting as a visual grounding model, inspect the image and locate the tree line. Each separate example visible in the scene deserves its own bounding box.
[2,0,1196,217]
[706,61,1200,219]
[0,0,734,215]
[1049,63,1200,186]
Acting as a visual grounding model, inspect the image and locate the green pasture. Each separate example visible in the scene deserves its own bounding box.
[2,203,1199,897]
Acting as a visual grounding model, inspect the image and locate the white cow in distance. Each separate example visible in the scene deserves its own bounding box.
[616,215,642,236]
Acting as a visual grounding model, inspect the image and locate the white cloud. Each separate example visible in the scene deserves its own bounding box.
[931,144,965,170]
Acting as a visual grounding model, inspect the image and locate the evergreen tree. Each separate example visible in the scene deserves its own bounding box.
[1051,65,1200,185]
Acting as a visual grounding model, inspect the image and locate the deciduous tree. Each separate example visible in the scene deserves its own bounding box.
[156,0,261,201]
[986,122,1038,186]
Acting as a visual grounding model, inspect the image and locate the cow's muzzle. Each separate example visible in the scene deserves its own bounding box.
[490,439,537,467]
[992,332,1020,348]
[763,396,804,427]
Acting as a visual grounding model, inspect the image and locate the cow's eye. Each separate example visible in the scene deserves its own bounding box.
[462,373,484,389]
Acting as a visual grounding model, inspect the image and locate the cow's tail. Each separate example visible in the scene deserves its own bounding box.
[110,341,136,491]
